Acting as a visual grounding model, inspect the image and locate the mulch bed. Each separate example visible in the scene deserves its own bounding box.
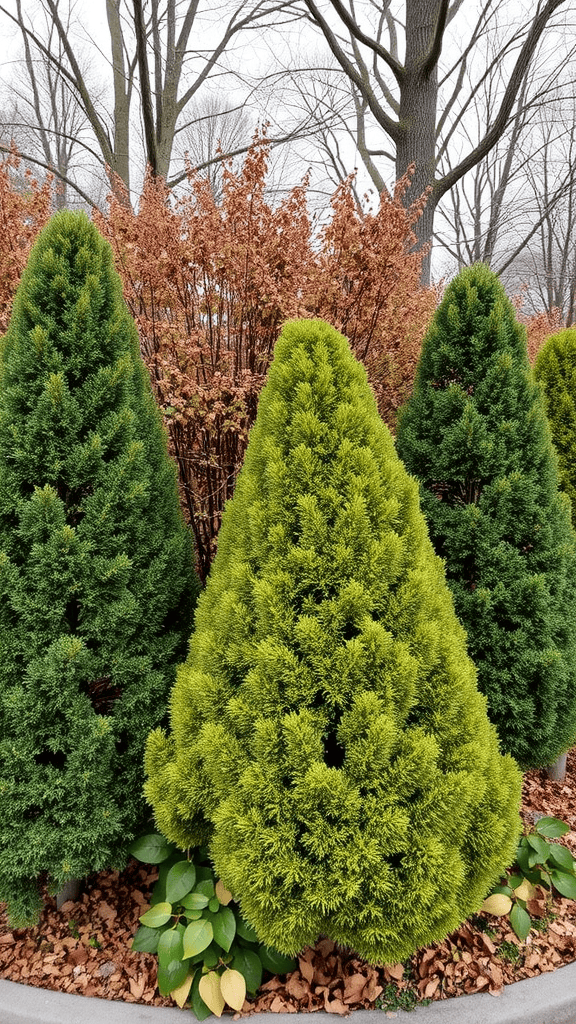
[1,748,576,1015]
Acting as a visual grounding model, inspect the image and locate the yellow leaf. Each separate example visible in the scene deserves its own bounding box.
[513,879,536,901]
[220,968,247,1012]
[171,973,194,1009]
[481,893,512,916]
[199,971,225,1017]
[215,879,233,905]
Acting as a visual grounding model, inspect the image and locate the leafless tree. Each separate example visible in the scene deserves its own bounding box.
[296,0,576,281]
[0,0,308,203]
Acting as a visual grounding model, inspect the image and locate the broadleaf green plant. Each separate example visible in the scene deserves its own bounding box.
[0,211,198,926]
[129,833,296,1016]
[481,816,576,941]
[145,318,522,964]
[396,264,576,768]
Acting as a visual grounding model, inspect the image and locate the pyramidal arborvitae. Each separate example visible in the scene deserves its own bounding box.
[146,317,521,964]
[0,211,198,926]
[397,264,576,770]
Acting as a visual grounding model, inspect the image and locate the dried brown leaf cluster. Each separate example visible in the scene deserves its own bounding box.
[0,151,52,334]
[94,139,435,577]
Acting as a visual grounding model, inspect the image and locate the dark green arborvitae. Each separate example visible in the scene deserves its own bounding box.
[396,264,576,770]
[0,211,198,926]
[145,318,521,964]
[534,328,576,526]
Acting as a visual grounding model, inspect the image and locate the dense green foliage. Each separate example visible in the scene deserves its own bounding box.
[534,328,576,526]
[129,832,296,1017]
[396,264,576,769]
[0,211,197,926]
[146,318,521,964]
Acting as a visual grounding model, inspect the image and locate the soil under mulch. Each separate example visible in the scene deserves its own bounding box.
[1,749,576,1015]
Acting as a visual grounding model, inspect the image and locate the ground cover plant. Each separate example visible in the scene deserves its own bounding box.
[0,211,197,928]
[129,832,296,1017]
[534,328,576,528]
[145,317,521,965]
[396,264,576,769]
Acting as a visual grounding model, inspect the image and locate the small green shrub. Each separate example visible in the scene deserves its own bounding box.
[129,833,296,1017]
[482,816,576,941]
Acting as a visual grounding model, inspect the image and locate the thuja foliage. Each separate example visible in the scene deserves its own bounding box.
[0,211,197,926]
[534,329,576,526]
[396,264,576,769]
[146,318,521,964]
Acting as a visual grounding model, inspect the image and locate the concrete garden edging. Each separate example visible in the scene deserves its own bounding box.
[1,961,576,1024]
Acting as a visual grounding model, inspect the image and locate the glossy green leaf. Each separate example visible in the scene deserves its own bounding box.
[550,869,576,900]
[231,947,263,994]
[195,878,215,899]
[236,917,259,943]
[183,918,214,959]
[157,927,185,969]
[131,925,160,953]
[208,896,220,913]
[184,909,203,921]
[527,834,550,863]
[206,906,236,953]
[128,833,176,864]
[259,946,298,974]
[139,901,173,928]
[203,943,220,969]
[181,892,210,911]
[157,958,189,996]
[166,860,197,904]
[535,817,570,839]
[509,903,531,942]
[151,852,183,905]
[548,844,575,872]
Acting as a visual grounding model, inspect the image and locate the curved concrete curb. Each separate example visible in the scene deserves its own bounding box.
[1,962,576,1024]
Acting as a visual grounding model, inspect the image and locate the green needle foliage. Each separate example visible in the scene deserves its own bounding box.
[0,211,198,926]
[534,328,576,526]
[145,318,521,964]
[396,264,576,769]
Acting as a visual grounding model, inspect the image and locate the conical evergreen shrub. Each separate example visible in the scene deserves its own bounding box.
[534,328,576,526]
[0,211,198,926]
[396,264,576,770]
[145,318,521,964]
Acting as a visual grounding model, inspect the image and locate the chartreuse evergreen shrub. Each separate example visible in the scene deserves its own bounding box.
[534,328,576,526]
[396,264,576,770]
[145,318,521,965]
[0,211,197,927]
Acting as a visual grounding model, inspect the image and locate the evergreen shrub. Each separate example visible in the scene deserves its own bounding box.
[396,264,576,769]
[0,211,198,926]
[145,318,521,964]
[534,328,576,525]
